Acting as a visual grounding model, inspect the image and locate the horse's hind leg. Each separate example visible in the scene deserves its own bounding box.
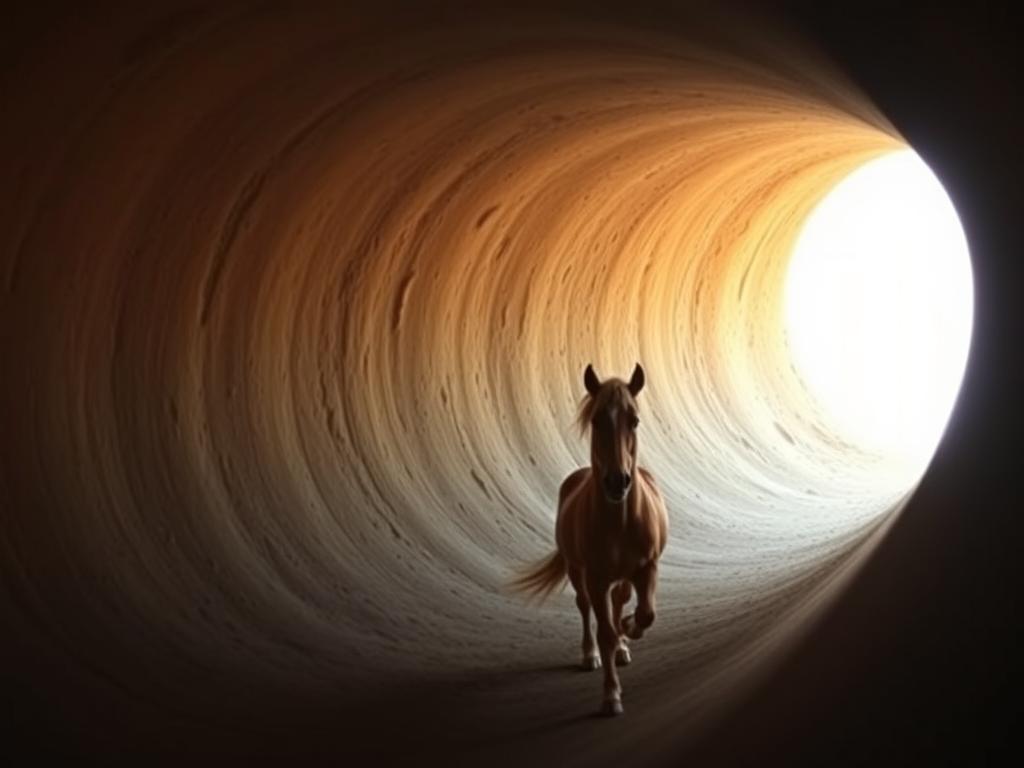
[569,567,599,670]
[611,581,633,666]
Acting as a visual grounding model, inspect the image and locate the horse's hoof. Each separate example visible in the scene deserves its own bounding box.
[582,655,601,671]
[615,646,632,666]
[601,697,624,717]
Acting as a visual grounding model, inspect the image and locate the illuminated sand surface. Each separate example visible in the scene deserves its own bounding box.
[0,4,971,764]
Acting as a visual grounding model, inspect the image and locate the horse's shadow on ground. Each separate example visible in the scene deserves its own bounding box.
[533,662,589,675]
[506,662,629,730]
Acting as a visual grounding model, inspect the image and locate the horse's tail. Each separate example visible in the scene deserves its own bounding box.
[510,551,567,603]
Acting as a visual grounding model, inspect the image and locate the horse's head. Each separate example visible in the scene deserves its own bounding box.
[578,363,645,504]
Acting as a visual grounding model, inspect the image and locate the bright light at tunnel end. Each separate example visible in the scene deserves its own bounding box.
[784,149,973,483]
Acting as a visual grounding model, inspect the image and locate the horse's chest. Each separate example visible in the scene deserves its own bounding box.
[598,528,651,575]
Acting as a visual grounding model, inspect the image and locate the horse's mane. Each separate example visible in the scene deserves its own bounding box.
[575,393,597,437]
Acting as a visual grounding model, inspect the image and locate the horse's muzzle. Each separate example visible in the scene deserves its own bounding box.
[604,471,632,503]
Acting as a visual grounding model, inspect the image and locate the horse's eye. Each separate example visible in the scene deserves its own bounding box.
[630,415,639,429]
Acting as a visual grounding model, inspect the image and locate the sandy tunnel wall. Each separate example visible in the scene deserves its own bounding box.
[2,3,919,763]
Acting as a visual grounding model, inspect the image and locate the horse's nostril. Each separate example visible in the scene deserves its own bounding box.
[604,472,631,498]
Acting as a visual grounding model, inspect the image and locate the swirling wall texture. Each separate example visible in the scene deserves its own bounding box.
[0,2,966,765]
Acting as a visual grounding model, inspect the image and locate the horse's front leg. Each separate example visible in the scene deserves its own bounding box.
[569,567,599,670]
[611,580,633,666]
[623,560,658,640]
[587,574,623,716]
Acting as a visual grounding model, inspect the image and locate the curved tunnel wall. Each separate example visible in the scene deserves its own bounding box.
[1,3,932,763]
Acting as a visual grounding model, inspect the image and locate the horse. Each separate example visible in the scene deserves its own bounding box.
[513,363,669,716]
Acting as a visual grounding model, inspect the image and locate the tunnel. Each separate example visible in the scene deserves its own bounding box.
[2,2,1020,765]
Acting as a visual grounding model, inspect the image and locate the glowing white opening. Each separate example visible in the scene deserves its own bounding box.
[784,149,973,481]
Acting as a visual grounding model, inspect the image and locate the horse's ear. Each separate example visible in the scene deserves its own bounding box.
[584,364,601,396]
[628,363,645,396]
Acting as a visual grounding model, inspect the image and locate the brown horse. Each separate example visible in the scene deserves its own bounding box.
[513,363,669,716]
